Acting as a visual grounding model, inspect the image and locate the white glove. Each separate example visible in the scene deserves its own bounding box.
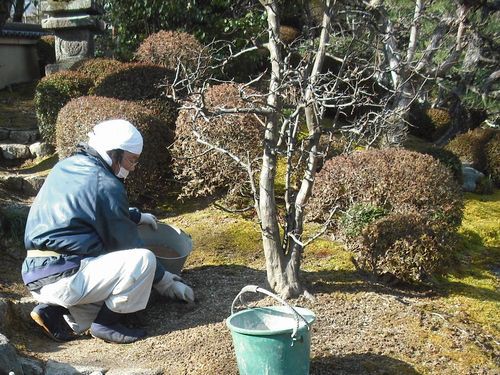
[139,213,158,230]
[153,271,195,303]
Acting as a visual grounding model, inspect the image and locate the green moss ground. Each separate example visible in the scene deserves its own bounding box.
[433,190,499,337]
[159,188,499,372]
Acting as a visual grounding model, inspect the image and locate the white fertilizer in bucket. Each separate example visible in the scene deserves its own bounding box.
[138,223,192,275]
[226,285,316,375]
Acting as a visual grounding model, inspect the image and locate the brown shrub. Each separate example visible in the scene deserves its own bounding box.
[307,148,463,283]
[353,212,456,283]
[409,106,451,141]
[135,30,209,72]
[171,83,265,198]
[92,62,175,101]
[427,108,451,140]
[55,96,174,205]
[309,148,463,226]
[485,132,500,186]
[279,26,301,44]
[445,127,496,173]
[72,58,124,86]
[34,71,93,145]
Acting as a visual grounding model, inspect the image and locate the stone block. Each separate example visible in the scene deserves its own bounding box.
[9,129,39,144]
[0,334,23,375]
[462,164,484,192]
[41,0,104,15]
[0,299,10,333]
[0,175,24,192]
[1,143,31,159]
[54,29,95,62]
[0,128,9,140]
[29,142,54,159]
[45,58,82,75]
[23,175,46,196]
[42,14,105,31]
[20,356,44,375]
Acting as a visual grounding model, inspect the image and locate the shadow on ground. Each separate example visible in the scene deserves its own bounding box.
[311,353,421,375]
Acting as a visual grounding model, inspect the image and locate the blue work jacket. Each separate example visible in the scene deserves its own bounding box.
[22,144,163,290]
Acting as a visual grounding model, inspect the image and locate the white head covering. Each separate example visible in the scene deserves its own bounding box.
[88,119,143,166]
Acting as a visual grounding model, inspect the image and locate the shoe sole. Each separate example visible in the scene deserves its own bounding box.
[30,310,65,342]
[89,331,140,344]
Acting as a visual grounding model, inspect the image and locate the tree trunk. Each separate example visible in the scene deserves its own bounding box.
[259,0,296,297]
[12,0,24,22]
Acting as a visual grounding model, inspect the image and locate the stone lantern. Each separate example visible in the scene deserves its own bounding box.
[41,0,105,74]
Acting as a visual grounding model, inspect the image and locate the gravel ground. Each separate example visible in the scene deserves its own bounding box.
[5,263,498,375]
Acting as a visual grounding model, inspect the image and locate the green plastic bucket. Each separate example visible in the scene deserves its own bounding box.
[226,285,316,375]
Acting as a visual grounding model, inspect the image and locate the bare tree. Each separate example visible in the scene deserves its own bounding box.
[170,0,376,298]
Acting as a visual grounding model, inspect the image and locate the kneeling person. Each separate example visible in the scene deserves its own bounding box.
[22,119,194,344]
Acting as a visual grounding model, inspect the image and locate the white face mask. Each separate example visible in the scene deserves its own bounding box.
[116,165,129,179]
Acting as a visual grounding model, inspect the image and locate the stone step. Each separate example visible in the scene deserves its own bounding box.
[0,173,46,196]
[0,127,39,144]
[0,154,57,196]
[0,141,54,164]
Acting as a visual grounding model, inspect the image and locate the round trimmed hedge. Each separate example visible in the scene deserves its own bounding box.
[135,30,209,72]
[171,83,265,198]
[445,127,496,173]
[72,58,125,86]
[90,62,179,130]
[34,71,93,145]
[308,148,463,283]
[353,212,456,283]
[92,62,175,101]
[55,96,174,205]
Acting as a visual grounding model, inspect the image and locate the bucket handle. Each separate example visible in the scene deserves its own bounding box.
[231,285,311,343]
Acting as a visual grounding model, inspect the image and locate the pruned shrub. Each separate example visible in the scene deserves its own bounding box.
[339,203,388,238]
[72,58,124,86]
[171,83,265,199]
[409,106,451,141]
[309,148,463,226]
[279,26,301,44]
[34,71,93,145]
[135,30,209,72]
[445,127,496,173]
[427,108,451,140]
[485,132,500,187]
[353,212,455,283]
[55,96,174,205]
[92,62,175,100]
[418,146,463,184]
[308,148,463,283]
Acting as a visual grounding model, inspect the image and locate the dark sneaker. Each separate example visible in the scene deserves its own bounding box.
[90,322,146,344]
[30,304,77,342]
